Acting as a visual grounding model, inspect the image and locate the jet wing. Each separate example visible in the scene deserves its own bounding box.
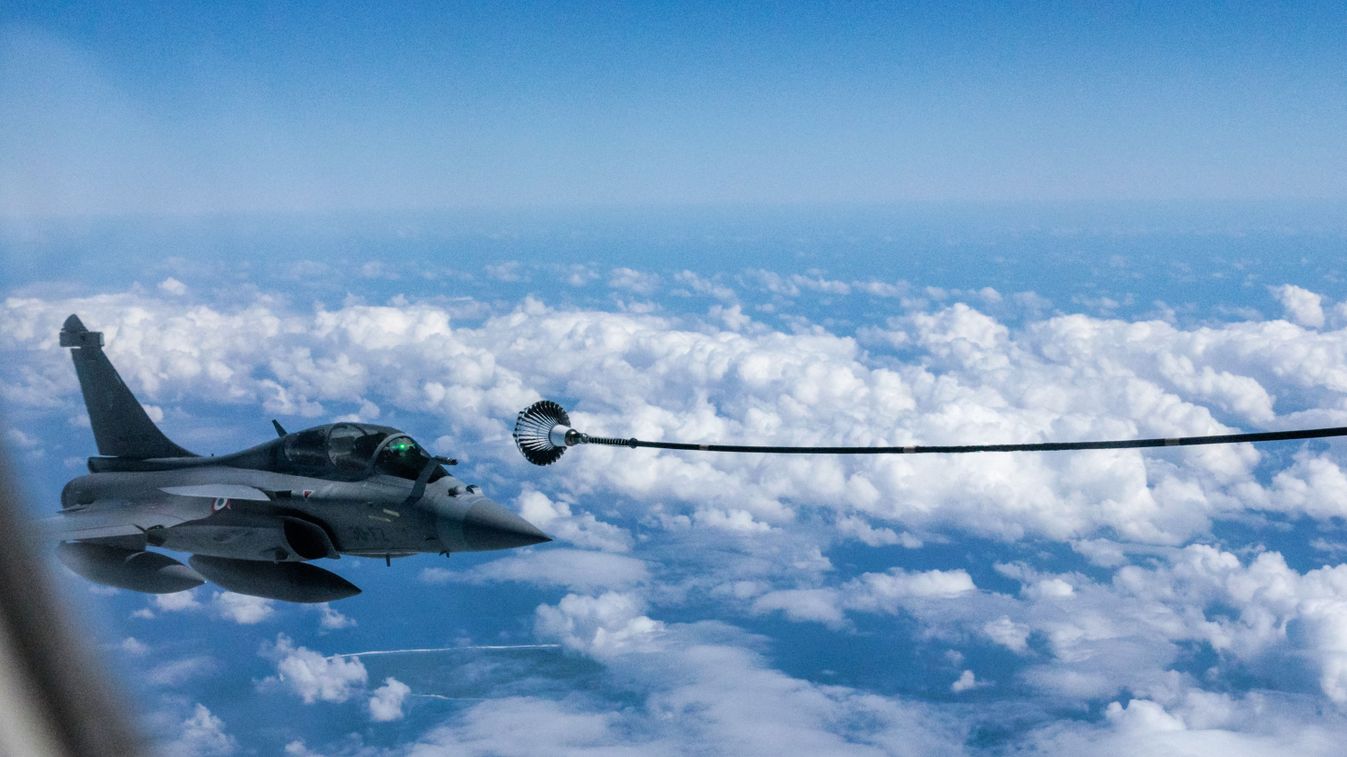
[158,485,271,501]
[41,501,212,542]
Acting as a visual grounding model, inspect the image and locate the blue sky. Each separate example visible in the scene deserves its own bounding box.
[6,3,1347,756]
[4,2,1347,214]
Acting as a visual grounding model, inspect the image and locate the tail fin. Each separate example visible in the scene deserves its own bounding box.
[61,315,196,459]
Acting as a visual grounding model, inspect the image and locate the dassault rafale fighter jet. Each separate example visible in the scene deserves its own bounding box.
[48,315,550,603]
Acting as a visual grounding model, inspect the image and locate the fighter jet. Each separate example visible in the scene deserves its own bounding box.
[48,315,550,603]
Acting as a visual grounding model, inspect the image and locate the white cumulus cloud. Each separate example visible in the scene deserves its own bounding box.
[1274,284,1325,328]
[212,592,275,625]
[158,703,238,757]
[951,670,977,693]
[368,677,411,722]
[535,592,664,658]
[260,634,368,704]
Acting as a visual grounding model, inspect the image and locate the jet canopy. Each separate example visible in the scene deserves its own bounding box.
[278,423,447,482]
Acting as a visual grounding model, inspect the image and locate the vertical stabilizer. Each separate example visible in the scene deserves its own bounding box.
[61,315,196,458]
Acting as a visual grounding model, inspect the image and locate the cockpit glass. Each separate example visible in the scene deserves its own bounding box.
[375,436,441,481]
[283,428,328,468]
[280,424,435,481]
[327,424,389,474]
[282,424,391,478]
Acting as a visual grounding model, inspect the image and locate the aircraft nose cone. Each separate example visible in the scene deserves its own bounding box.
[461,500,552,551]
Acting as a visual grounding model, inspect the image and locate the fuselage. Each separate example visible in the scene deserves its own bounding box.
[61,422,549,561]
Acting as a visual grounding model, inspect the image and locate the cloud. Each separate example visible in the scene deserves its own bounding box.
[673,270,737,302]
[151,589,203,613]
[418,567,453,584]
[835,515,922,548]
[951,670,978,693]
[13,276,1347,752]
[212,592,275,625]
[534,592,664,658]
[147,655,219,687]
[260,634,368,704]
[849,567,977,604]
[608,267,661,296]
[157,704,238,757]
[1023,577,1075,600]
[158,277,188,296]
[367,677,412,722]
[1273,284,1326,328]
[440,548,649,592]
[751,588,848,629]
[135,589,276,625]
[1017,695,1347,757]
[119,637,150,656]
[752,567,977,628]
[9,283,1347,550]
[316,603,356,630]
[744,270,853,297]
[983,615,1032,653]
[1262,452,1347,519]
[516,488,633,552]
[485,261,523,282]
[523,592,965,756]
[4,427,39,449]
[405,697,653,757]
[743,539,1347,718]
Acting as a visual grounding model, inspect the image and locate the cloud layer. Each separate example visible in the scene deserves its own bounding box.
[8,280,1347,548]
[8,273,1347,754]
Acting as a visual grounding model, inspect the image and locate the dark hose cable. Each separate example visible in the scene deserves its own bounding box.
[582,425,1347,455]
